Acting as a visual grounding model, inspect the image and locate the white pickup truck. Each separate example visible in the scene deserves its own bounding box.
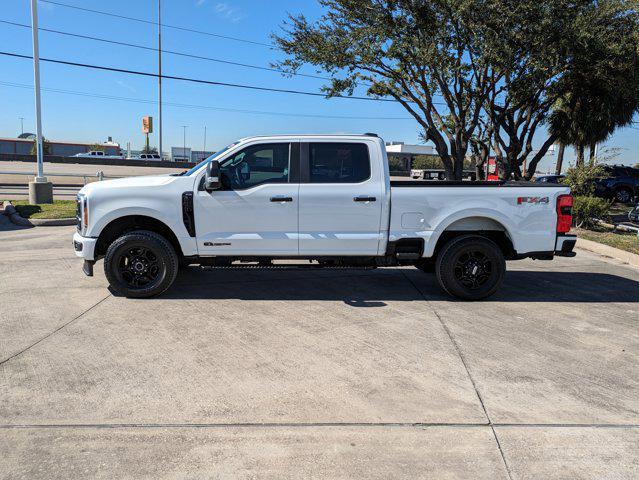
[73,134,576,300]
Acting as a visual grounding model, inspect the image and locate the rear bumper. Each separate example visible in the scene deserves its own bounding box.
[73,231,97,261]
[554,234,577,257]
[512,234,576,260]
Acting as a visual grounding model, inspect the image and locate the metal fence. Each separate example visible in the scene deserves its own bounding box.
[0,170,134,184]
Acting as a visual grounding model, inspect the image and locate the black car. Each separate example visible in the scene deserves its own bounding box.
[595,165,639,204]
[535,174,565,184]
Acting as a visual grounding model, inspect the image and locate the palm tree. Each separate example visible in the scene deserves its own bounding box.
[549,72,639,172]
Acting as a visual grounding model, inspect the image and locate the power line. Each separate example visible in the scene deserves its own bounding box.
[0,80,415,120]
[38,0,273,47]
[0,50,415,103]
[0,19,330,81]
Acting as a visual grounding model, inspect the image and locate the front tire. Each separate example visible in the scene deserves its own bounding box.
[435,235,505,300]
[104,230,178,298]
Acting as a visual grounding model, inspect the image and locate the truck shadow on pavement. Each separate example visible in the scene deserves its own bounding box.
[155,267,639,304]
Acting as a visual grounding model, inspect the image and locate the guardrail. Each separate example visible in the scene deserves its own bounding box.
[0,170,134,184]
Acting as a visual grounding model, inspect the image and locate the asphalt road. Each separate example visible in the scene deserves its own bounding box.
[1,221,638,479]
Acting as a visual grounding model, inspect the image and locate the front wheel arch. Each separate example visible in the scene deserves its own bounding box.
[95,215,184,259]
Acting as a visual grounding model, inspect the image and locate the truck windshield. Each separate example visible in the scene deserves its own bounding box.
[184,142,239,176]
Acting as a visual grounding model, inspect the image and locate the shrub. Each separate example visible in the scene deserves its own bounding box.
[29,137,51,155]
[412,154,445,170]
[388,156,407,173]
[572,195,610,229]
[561,163,608,196]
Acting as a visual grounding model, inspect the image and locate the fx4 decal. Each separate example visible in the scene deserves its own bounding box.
[517,196,549,205]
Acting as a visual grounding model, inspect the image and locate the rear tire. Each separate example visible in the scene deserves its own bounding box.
[614,187,632,204]
[104,230,178,298]
[435,235,505,300]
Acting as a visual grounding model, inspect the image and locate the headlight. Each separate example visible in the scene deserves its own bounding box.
[76,194,88,234]
[83,196,88,230]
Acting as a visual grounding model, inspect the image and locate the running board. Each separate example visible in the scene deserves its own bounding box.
[200,264,376,270]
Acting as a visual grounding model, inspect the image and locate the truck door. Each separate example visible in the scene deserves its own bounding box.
[298,141,383,255]
[194,142,299,256]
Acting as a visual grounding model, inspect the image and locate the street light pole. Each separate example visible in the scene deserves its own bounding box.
[29,0,52,204]
[158,0,163,160]
[182,125,187,161]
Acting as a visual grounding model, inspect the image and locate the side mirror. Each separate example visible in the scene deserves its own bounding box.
[204,160,221,191]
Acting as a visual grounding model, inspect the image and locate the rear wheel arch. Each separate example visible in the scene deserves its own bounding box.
[431,217,515,260]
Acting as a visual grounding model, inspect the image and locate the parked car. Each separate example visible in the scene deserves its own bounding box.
[594,165,639,204]
[73,134,575,300]
[535,174,565,184]
[74,150,124,159]
[629,203,639,223]
[138,153,161,160]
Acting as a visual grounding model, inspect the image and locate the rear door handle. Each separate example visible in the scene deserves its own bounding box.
[353,196,376,202]
[270,196,293,202]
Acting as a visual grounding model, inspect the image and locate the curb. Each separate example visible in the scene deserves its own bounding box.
[576,237,639,269]
[29,217,77,226]
[1,201,75,227]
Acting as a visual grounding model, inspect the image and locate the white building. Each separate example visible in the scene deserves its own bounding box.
[385,142,435,155]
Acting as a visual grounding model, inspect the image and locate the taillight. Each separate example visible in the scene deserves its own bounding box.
[556,194,572,233]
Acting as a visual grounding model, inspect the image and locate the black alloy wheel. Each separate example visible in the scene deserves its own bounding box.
[104,230,178,298]
[435,235,505,300]
[453,250,493,290]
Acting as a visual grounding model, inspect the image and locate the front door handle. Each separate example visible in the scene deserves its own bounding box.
[270,196,293,202]
[354,196,376,202]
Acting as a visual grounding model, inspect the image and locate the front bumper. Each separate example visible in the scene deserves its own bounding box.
[555,234,577,257]
[73,231,97,261]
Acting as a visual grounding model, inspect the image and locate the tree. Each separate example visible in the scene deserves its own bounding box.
[275,0,639,181]
[485,0,639,180]
[273,0,504,180]
[141,145,158,154]
[88,143,106,152]
[30,137,50,155]
[468,116,493,180]
[548,1,639,173]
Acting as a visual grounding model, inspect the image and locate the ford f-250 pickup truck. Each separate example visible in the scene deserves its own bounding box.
[73,134,576,300]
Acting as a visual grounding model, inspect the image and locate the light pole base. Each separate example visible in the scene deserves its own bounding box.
[29,179,53,204]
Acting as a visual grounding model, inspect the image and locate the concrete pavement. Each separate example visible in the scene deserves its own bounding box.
[0,224,638,479]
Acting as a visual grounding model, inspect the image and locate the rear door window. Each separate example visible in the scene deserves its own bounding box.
[308,143,370,183]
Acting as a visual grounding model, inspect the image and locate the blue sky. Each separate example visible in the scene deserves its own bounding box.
[0,0,637,171]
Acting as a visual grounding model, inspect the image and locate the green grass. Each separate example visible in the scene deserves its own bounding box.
[576,228,639,255]
[7,200,76,219]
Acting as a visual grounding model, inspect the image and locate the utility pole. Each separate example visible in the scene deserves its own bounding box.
[19,117,24,135]
[182,125,187,161]
[158,0,163,160]
[203,125,207,152]
[29,0,52,204]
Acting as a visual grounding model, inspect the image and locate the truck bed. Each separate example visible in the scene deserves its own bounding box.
[388,181,570,257]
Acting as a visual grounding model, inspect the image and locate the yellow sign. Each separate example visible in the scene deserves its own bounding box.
[142,116,153,134]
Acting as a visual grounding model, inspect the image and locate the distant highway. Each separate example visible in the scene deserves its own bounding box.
[0,160,185,200]
[0,184,81,200]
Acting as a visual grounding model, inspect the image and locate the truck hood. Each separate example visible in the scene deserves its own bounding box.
[79,174,177,196]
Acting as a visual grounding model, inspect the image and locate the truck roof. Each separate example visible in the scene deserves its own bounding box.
[237,133,381,142]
